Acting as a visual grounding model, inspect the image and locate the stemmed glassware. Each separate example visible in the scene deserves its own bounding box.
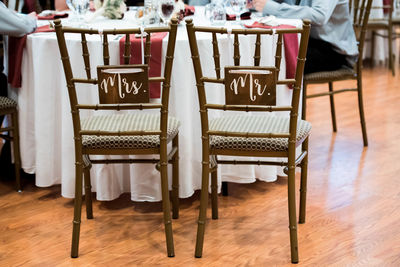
[229,0,245,23]
[66,0,89,23]
[158,0,176,25]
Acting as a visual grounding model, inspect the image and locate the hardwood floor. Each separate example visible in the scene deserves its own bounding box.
[1,64,400,266]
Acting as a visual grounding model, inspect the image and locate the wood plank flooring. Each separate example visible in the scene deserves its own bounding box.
[0,64,400,266]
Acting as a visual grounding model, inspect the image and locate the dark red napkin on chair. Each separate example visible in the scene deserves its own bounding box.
[383,0,391,14]
[119,32,167,98]
[245,22,299,84]
[8,25,55,88]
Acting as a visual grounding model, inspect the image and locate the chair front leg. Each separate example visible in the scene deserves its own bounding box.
[160,144,175,257]
[357,75,368,146]
[328,82,337,132]
[288,154,299,263]
[11,110,21,192]
[211,167,218,220]
[71,157,84,258]
[172,134,180,219]
[299,137,309,224]
[195,140,211,258]
[83,165,93,219]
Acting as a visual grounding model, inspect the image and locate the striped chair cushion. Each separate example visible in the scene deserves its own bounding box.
[81,113,180,150]
[0,96,17,110]
[209,115,311,152]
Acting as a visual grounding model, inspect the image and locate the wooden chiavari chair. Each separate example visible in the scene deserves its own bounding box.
[303,0,373,147]
[54,18,180,258]
[186,19,311,263]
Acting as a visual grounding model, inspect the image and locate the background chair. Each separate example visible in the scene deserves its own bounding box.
[54,19,180,258]
[303,0,373,147]
[0,97,21,191]
[186,19,311,263]
[367,0,395,76]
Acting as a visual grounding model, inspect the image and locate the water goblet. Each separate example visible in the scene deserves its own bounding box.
[158,0,176,25]
[66,0,89,23]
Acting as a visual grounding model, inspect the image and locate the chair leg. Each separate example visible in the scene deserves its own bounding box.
[83,165,93,220]
[160,148,175,257]
[211,168,218,220]
[371,31,376,67]
[172,135,179,220]
[301,82,307,121]
[328,82,337,132]
[11,111,21,192]
[195,145,210,258]
[357,75,368,146]
[71,158,84,258]
[388,26,395,76]
[221,181,228,196]
[288,154,299,263]
[299,137,309,224]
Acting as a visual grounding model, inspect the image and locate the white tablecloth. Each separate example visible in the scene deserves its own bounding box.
[11,9,302,201]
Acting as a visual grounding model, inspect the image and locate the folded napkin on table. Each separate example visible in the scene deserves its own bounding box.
[245,20,299,85]
[226,11,251,21]
[184,5,195,16]
[37,12,69,20]
[119,32,167,98]
[8,25,55,88]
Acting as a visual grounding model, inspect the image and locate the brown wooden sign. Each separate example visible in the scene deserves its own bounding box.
[97,65,150,104]
[224,66,276,106]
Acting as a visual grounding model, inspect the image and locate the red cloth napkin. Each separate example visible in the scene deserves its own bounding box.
[226,12,251,21]
[8,25,55,88]
[119,32,167,98]
[245,22,299,84]
[383,0,391,14]
[37,13,69,20]
[184,5,195,16]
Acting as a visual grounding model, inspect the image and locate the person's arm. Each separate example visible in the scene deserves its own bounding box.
[254,0,339,26]
[55,0,69,11]
[0,2,37,37]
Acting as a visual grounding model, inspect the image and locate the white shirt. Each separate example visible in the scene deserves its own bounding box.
[263,0,358,57]
[0,1,37,37]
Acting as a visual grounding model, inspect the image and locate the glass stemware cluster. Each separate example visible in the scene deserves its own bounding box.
[66,0,90,21]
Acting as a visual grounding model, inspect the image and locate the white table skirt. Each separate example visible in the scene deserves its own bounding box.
[12,10,302,201]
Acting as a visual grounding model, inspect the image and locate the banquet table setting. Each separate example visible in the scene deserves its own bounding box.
[8,4,303,201]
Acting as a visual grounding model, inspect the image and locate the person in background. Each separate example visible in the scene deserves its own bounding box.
[0,1,37,36]
[252,0,358,74]
[0,1,36,167]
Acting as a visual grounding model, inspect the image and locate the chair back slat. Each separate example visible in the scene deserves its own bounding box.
[233,33,240,66]
[144,34,152,65]
[274,34,283,79]
[253,34,261,66]
[103,34,110,65]
[123,33,131,64]
[81,33,91,79]
[351,0,373,72]
[212,33,221,79]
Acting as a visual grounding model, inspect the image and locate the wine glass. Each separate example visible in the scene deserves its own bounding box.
[229,0,245,23]
[158,0,176,25]
[135,7,149,27]
[66,0,89,22]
